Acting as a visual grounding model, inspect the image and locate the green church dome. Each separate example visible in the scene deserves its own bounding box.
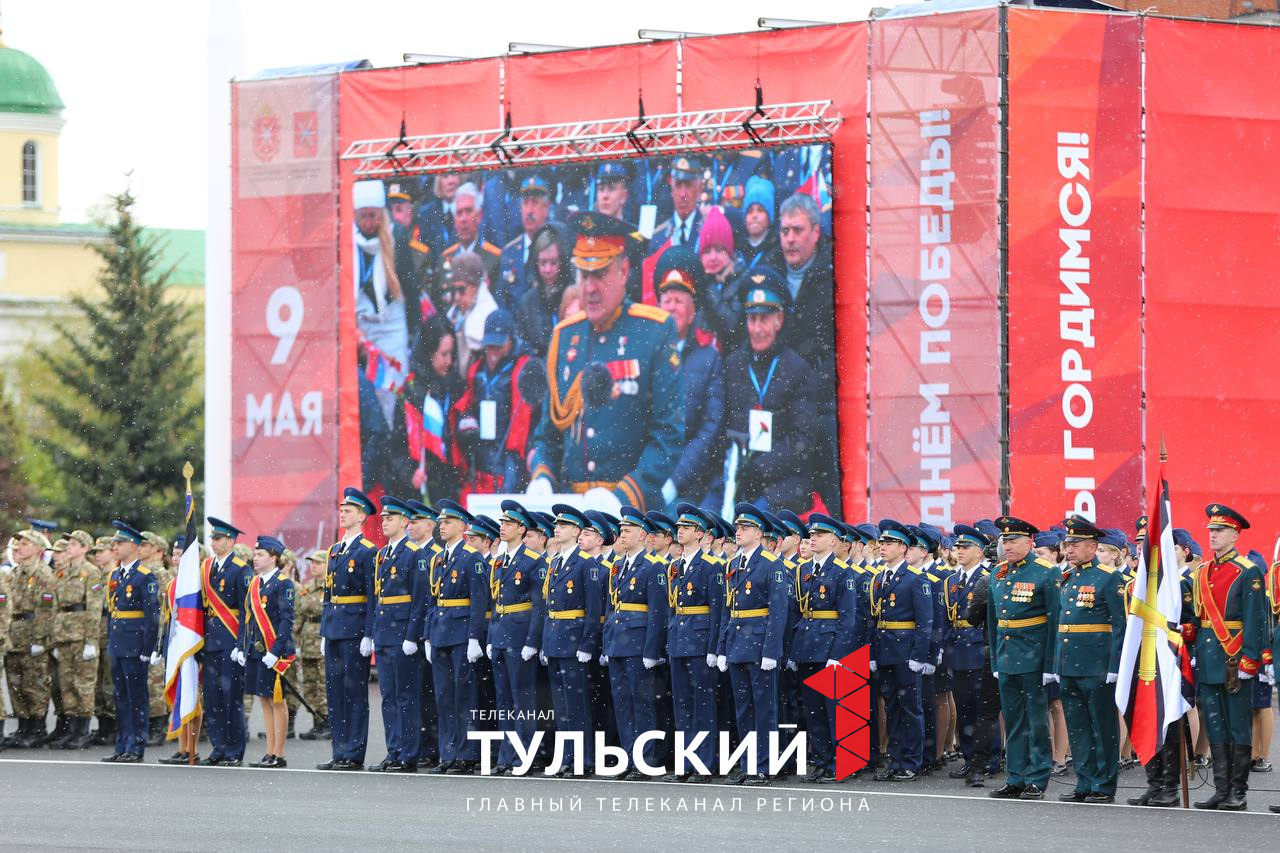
[0,39,64,115]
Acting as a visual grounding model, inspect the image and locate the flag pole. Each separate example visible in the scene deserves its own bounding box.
[1160,438,1190,808]
[181,461,204,767]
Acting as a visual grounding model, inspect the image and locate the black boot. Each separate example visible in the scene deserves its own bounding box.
[47,715,76,749]
[146,716,166,747]
[64,717,94,750]
[91,716,116,746]
[0,718,21,747]
[12,717,43,749]
[1194,743,1231,809]
[1129,751,1163,806]
[1220,744,1251,811]
[1148,739,1182,807]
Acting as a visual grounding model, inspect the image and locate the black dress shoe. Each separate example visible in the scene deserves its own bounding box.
[803,769,825,783]
[1019,785,1045,800]
[394,762,417,773]
[890,769,919,782]
[623,770,645,781]
[741,773,771,786]
[817,772,842,784]
[249,755,274,768]
[270,756,287,768]
[447,761,475,774]
[429,761,453,774]
[966,771,985,788]
[492,765,513,776]
[199,756,221,766]
[873,768,894,782]
[332,759,362,771]
[949,764,972,779]
[1268,804,1280,814]
[367,758,393,772]
[420,757,439,770]
[216,758,243,767]
[989,783,1025,799]
[316,759,337,770]
[1059,791,1089,802]
[1084,793,1114,804]
[116,753,142,763]
[663,772,691,783]
[100,753,121,763]
[687,774,711,784]
[158,752,191,765]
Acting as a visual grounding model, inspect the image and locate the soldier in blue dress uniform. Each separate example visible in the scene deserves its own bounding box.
[986,516,1061,800]
[603,507,670,778]
[906,525,946,773]
[423,499,490,774]
[664,503,723,782]
[317,487,378,772]
[945,523,995,786]
[367,497,431,772]
[541,503,603,776]
[793,513,861,783]
[527,212,684,511]
[1054,516,1126,803]
[488,500,548,774]
[583,509,619,750]
[716,502,790,785]
[196,516,252,766]
[869,519,933,781]
[100,522,159,763]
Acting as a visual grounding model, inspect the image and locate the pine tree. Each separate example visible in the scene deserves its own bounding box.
[36,189,202,530]
[0,373,32,530]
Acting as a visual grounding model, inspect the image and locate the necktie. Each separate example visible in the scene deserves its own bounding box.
[680,222,688,245]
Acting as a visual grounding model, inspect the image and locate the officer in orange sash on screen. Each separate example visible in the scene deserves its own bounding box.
[715,502,789,786]
[526,212,684,512]
[198,517,253,767]
[316,487,378,772]
[1193,503,1268,811]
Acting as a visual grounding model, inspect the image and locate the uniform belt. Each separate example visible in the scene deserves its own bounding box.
[12,612,33,621]
[438,598,471,607]
[548,609,586,620]
[617,603,649,613]
[1201,619,1243,630]
[495,601,533,615]
[998,615,1048,629]
[1058,623,1112,634]
[675,606,710,615]
[806,610,839,620]
[731,608,769,619]
[113,610,145,619]
[878,620,916,630]
[330,595,368,604]
[59,603,86,613]
[379,595,412,605]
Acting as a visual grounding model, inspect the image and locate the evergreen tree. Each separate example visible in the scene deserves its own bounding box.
[0,373,32,530]
[37,189,201,530]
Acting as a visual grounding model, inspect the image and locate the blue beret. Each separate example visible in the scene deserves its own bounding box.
[855,523,881,543]
[807,513,844,537]
[1033,532,1062,549]
[519,174,550,196]
[675,502,709,532]
[173,536,186,550]
[380,496,413,518]
[500,499,535,530]
[619,505,654,535]
[775,509,807,539]
[405,500,433,521]
[596,161,632,182]
[646,511,676,537]
[1249,550,1267,571]
[952,524,986,548]
[111,521,143,544]
[1172,528,1201,557]
[340,486,376,515]
[206,517,243,539]
[1099,528,1127,549]
[256,535,284,556]
[975,519,1000,541]
[26,518,57,533]
[552,503,588,530]
[436,499,474,525]
[877,519,912,545]
[734,502,769,531]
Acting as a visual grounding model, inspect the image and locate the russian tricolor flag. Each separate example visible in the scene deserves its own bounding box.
[164,489,204,737]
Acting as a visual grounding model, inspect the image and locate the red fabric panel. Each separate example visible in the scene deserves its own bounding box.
[505,43,676,124]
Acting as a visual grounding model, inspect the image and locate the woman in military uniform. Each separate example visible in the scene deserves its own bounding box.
[236,536,296,768]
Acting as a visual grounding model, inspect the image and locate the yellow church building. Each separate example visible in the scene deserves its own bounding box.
[0,32,203,367]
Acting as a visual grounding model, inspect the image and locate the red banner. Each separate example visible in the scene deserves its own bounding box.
[1145,17,1280,538]
[231,74,340,548]
[1006,9,1142,525]
[868,9,1002,526]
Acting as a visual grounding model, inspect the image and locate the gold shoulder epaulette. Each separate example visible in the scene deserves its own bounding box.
[360,538,375,548]
[137,567,152,575]
[462,544,477,554]
[524,547,540,560]
[578,550,592,560]
[405,541,421,552]
[1099,565,1116,574]
[761,550,779,563]
[553,311,587,333]
[627,303,671,324]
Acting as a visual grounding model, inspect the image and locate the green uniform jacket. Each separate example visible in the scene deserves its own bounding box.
[1192,549,1269,684]
[1054,559,1126,678]
[987,555,1061,676]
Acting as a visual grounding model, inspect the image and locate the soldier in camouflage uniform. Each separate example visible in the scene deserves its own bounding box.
[0,550,12,747]
[3,529,57,748]
[43,539,69,746]
[90,536,119,745]
[48,530,106,749]
[140,532,172,745]
[296,550,330,739]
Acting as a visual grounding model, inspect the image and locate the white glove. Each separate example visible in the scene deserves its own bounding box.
[359,637,374,657]
[1266,664,1276,685]
[1240,669,1255,681]
[907,659,924,673]
[582,486,622,516]
[30,644,44,656]
[787,659,798,672]
[486,644,493,659]
[992,671,999,679]
[706,653,717,668]
[150,652,163,666]
[1106,672,1118,684]
[139,655,150,663]
[716,655,727,672]
[467,638,483,662]
[262,652,279,668]
[525,476,554,498]
[599,654,609,665]
[51,646,59,660]
[320,638,326,658]
[82,643,97,661]
[233,649,247,666]
[522,645,538,661]
[760,657,777,672]
[1042,673,1059,685]
[643,657,658,670]
[539,652,548,666]
[921,663,937,676]
[869,661,878,673]
[661,479,677,505]
[576,650,592,664]
[402,640,418,656]
[826,659,840,669]
[936,651,944,666]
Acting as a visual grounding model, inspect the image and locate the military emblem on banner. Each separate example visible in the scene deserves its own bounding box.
[252,104,280,162]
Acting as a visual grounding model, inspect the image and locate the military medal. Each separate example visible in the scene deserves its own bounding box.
[451,570,457,580]
[629,577,636,590]
[567,580,574,592]
[889,593,897,606]
[515,571,522,584]
[745,581,753,594]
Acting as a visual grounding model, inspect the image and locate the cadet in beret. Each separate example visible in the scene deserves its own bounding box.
[986,516,1060,800]
[100,523,160,763]
[527,212,684,511]
[1194,504,1268,810]
[1054,516,1126,804]
[317,488,379,772]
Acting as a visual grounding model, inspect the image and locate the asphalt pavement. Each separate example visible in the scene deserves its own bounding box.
[1,687,1278,851]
